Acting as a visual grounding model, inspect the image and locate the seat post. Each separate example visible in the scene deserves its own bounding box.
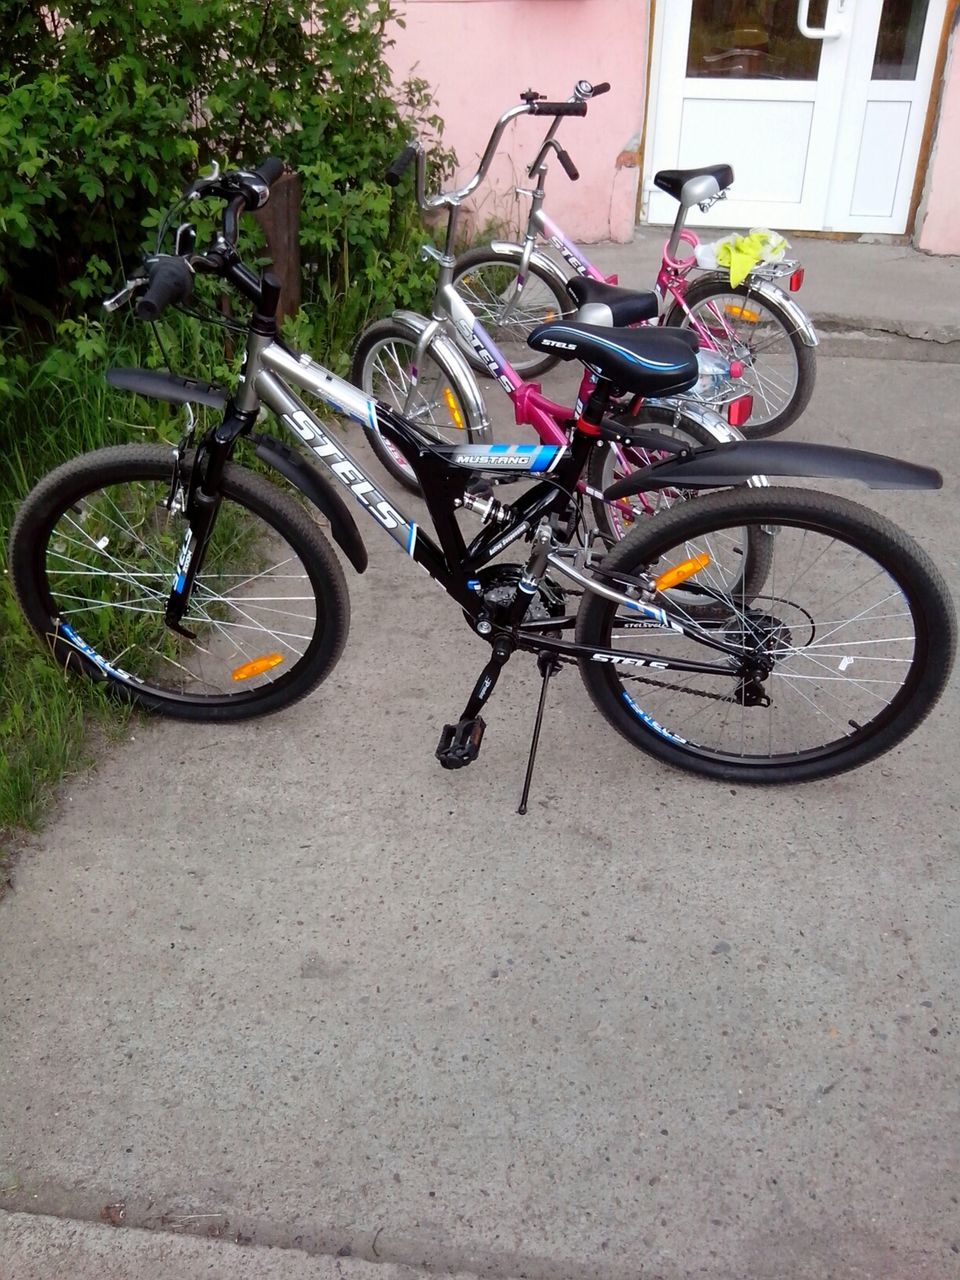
[665,199,689,264]
[577,376,616,435]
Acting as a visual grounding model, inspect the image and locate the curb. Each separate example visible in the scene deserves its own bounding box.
[815,325,960,363]
[0,1211,491,1280]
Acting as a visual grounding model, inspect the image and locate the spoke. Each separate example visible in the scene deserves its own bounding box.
[60,514,167,587]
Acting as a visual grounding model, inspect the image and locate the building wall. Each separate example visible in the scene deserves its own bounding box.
[917,21,960,254]
[387,0,649,244]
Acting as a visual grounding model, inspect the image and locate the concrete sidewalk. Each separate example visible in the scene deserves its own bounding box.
[584,232,960,356]
[2,245,959,1278]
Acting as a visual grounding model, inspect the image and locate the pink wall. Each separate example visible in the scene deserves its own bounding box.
[918,22,960,254]
[388,0,649,244]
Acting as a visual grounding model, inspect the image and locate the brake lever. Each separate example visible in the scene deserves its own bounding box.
[183,160,221,201]
[102,278,147,313]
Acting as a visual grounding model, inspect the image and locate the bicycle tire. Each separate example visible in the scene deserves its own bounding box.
[665,278,816,438]
[451,247,574,379]
[9,444,350,721]
[576,487,955,783]
[350,317,483,494]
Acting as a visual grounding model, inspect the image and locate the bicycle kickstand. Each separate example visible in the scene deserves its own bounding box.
[517,652,562,816]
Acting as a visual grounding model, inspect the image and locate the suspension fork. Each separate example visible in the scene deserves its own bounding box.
[163,407,257,634]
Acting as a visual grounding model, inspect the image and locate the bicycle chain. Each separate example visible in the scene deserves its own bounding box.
[619,670,740,704]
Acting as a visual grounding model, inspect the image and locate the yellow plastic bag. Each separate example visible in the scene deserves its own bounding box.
[714,229,788,288]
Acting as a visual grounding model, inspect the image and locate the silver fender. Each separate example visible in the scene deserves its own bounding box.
[390,309,491,439]
[691,271,819,347]
[483,242,574,298]
[641,396,742,446]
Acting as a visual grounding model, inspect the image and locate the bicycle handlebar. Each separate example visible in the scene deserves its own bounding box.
[529,101,587,117]
[394,80,603,211]
[386,144,419,187]
[525,78,611,181]
[134,255,194,321]
[106,155,288,323]
[253,156,285,187]
[555,147,580,182]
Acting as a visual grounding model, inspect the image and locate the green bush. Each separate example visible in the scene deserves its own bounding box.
[0,1,448,335]
[0,1,451,849]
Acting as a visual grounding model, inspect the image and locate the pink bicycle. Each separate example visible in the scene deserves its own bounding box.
[452,80,818,439]
[351,84,753,544]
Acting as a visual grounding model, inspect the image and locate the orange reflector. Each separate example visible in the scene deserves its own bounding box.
[545,310,557,321]
[724,304,761,324]
[232,653,284,681]
[443,386,465,429]
[655,553,711,592]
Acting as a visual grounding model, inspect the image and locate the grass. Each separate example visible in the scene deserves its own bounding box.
[0,262,436,867]
[0,319,226,864]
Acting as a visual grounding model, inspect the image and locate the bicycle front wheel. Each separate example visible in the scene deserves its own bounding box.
[452,247,574,379]
[666,278,816,438]
[576,487,955,783]
[351,318,481,494]
[9,445,350,720]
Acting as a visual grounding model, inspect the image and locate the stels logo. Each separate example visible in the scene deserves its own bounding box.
[456,322,515,394]
[283,410,405,531]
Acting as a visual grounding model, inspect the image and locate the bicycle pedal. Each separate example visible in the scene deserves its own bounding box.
[436,717,486,769]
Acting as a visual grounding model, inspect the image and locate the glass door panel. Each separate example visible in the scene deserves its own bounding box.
[686,0,828,79]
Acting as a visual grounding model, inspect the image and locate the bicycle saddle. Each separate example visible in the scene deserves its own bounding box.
[527,321,700,396]
[565,276,659,326]
[654,164,734,204]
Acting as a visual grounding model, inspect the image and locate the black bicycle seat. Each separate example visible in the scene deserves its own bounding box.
[527,322,700,396]
[565,276,659,326]
[653,165,734,202]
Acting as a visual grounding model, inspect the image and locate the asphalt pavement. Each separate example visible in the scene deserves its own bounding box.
[1,295,959,1276]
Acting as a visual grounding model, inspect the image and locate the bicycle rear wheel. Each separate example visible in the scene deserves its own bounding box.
[586,404,733,541]
[576,487,954,783]
[9,445,350,720]
[666,278,815,438]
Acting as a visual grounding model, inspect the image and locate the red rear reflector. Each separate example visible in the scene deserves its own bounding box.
[789,267,805,292]
[727,394,754,427]
[729,359,744,379]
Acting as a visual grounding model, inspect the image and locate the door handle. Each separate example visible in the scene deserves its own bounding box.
[797,0,842,39]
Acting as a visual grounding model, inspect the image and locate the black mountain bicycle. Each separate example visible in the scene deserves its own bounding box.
[9,153,956,806]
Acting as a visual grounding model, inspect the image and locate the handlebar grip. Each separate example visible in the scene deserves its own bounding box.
[134,257,194,322]
[253,157,285,188]
[529,101,587,117]
[556,147,580,182]
[591,82,611,97]
[386,144,418,187]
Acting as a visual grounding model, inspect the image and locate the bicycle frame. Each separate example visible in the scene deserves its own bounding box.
[240,336,751,676]
[411,203,741,519]
[505,169,815,352]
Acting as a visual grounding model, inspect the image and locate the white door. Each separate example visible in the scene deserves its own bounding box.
[643,0,947,234]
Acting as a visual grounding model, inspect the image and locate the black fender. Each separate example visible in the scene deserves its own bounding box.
[107,366,228,410]
[252,434,368,574]
[603,440,943,501]
[106,368,368,574]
